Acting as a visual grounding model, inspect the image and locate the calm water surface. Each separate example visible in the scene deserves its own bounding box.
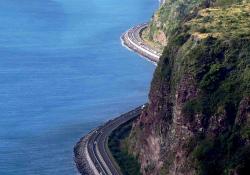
[0,0,157,174]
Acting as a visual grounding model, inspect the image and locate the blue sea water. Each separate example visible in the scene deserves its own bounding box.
[0,0,158,174]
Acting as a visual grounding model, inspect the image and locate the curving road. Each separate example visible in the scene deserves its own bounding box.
[121,23,161,63]
[74,106,143,175]
[75,24,161,175]
[75,23,161,175]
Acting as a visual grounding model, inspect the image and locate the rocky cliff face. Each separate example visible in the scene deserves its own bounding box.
[128,1,250,174]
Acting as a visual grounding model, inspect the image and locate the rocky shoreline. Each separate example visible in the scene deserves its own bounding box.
[74,26,160,174]
[74,17,161,175]
[74,130,97,175]
[74,106,143,175]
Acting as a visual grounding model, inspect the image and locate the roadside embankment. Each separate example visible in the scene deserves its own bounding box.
[108,117,141,175]
[74,130,98,175]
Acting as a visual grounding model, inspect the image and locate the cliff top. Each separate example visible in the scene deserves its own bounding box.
[186,3,250,39]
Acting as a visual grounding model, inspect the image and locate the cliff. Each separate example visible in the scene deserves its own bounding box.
[127,1,250,174]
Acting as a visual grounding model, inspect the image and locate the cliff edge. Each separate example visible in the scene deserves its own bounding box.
[127,0,250,174]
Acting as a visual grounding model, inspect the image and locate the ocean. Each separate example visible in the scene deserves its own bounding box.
[0,0,157,174]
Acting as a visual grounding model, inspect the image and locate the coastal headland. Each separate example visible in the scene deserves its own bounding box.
[75,0,250,174]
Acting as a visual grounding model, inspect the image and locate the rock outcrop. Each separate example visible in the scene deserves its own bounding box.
[127,1,250,174]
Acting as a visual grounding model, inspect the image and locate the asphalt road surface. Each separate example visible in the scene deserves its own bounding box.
[85,106,143,175]
[122,23,161,62]
[76,23,160,175]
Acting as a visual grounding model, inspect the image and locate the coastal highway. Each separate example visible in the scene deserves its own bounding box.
[74,106,143,175]
[75,24,161,175]
[121,23,161,63]
[75,23,161,175]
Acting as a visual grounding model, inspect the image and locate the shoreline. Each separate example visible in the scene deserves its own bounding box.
[74,24,161,175]
[74,106,142,175]
[74,20,162,175]
[74,23,161,174]
[120,35,157,66]
[74,129,99,175]
[120,24,160,65]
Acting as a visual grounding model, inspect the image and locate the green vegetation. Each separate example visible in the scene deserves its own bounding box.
[147,0,250,44]
[141,28,165,53]
[183,99,203,122]
[215,0,249,6]
[127,0,250,174]
[193,129,250,175]
[186,3,250,38]
[179,4,250,175]
[148,0,207,40]
[179,37,250,120]
[155,2,250,174]
[108,119,141,175]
